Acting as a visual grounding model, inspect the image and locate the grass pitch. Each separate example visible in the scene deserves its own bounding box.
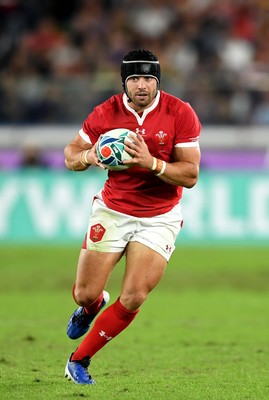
[0,245,269,400]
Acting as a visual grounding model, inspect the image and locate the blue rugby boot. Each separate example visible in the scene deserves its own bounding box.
[65,355,95,384]
[67,290,110,340]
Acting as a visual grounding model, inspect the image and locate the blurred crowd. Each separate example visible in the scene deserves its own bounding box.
[0,0,269,125]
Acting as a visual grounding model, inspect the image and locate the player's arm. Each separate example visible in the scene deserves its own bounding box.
[124,133,200,188]
[64,133,105,171]
[156,146,201,188]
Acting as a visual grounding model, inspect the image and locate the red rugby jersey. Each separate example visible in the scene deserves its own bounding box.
[79,91,201,217]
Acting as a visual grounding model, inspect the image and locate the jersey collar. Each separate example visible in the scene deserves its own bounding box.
[123,91,160,126]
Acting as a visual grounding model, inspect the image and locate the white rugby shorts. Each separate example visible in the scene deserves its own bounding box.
[86,193,183,261]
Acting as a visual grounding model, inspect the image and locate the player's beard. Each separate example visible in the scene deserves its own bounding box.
[127,89,158,110]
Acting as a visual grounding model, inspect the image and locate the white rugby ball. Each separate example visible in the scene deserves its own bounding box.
[96,128,136,171]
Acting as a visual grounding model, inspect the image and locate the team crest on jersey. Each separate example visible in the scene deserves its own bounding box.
[90,223,106,242]
[155,130,168,146]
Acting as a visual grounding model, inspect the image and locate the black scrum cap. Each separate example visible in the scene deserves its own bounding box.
[121,49,161,90]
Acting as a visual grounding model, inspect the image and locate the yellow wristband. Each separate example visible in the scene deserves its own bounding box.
[153,159,163,175]
[156,161,166,176]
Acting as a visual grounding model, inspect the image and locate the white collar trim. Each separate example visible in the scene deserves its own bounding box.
[123,91,160,126]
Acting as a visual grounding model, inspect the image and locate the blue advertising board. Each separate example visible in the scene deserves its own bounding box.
[0,169,268,245]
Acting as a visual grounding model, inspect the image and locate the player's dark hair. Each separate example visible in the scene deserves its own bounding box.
[121,49,161,93]
[123,49,159,63]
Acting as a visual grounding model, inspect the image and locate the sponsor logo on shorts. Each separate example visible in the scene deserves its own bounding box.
[165,244,172,254]
[90,223,106,242]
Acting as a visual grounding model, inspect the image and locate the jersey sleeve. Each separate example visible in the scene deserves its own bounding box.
[79,105,104,144]
[174,102,201,148]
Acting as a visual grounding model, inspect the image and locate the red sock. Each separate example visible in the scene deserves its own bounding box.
[84,293,104,315]
[72,298,139,360]
[72,284,104,316]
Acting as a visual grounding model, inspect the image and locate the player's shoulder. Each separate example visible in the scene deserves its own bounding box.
[94,93,123,114]
[160,90,189,110]
[160,91,198,119]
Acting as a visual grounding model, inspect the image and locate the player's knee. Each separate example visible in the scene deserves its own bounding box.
[120,290,147,311]
[74,286,100,307]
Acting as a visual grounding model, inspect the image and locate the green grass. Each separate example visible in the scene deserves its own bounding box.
[0,245,269,399]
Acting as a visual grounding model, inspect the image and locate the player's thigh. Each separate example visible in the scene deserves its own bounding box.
[121,241,167,305]
[76,248,123,296]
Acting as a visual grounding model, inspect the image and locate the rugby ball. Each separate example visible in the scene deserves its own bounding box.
[96,128,136,170]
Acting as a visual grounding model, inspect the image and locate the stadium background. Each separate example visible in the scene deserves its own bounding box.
[1,2,269,398]
[0,0,268,245]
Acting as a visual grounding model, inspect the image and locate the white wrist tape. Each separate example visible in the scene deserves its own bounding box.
[151,157,157,171]
[84,149,90,165]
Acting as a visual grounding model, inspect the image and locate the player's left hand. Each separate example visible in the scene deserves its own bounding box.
[123,133,154,170]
